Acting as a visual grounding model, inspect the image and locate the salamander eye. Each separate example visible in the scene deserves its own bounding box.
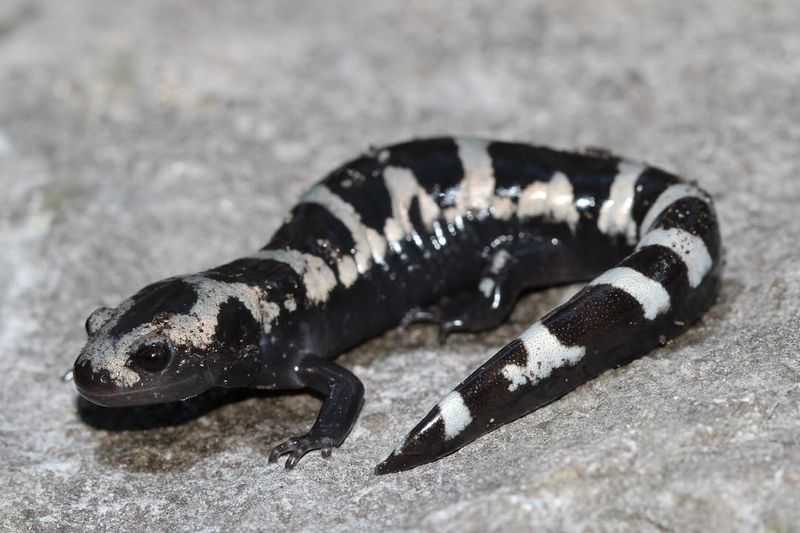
[131,343,173,373]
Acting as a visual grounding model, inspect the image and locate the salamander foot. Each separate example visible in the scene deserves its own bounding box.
[268,434,334,469]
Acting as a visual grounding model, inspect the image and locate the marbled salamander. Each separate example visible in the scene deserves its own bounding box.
[73,137,721,474]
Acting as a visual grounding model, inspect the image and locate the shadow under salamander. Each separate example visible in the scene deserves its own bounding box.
[76,388,273,431]
[76,388,320,473]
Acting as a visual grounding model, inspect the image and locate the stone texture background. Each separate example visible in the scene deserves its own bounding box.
[1,1,798,531]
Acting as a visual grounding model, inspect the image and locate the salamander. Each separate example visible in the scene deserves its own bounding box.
[72,137,721,474]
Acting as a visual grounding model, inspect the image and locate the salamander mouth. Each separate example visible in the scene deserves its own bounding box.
[75,373,212,408]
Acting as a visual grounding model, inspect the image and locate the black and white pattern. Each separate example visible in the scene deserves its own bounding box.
[72,137,721,474]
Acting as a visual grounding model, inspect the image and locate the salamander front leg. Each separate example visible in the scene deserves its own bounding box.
[399,249,522,343]
[269,356,364,469]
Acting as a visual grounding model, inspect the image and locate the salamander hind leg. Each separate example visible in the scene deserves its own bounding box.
[268,356,364,469]
[399,249,522,343]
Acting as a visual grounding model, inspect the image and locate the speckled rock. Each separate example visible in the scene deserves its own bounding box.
[1,1,798,531]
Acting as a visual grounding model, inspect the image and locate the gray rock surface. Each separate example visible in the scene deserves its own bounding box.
[1,0,798,531]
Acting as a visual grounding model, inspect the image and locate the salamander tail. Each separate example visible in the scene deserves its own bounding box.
[374,340,532,475]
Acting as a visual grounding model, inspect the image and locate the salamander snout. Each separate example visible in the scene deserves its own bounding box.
[73,360,117,402]
[71,356,145,407]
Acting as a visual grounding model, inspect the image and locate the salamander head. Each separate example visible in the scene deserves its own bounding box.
[73,275,269,407]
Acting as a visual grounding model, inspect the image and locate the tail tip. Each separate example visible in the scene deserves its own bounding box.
[373,456,402,476]
[372,411,449,475]
[373,447,432,475]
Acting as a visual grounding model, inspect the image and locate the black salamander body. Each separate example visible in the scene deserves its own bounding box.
[73,137,721,473]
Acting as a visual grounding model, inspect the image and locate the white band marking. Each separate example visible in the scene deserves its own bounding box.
[382,166,441,243]
[502,322,586,392]
[299,185,374,273]
[438,391,473,440]
[597,160,645,244]
[637,228,712,288]
[589,267,670,320]
[640,183,710,235]
[517,172,580,231]
[454,138,496,216]
[251,249,337,303]
[336,255,358,288]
